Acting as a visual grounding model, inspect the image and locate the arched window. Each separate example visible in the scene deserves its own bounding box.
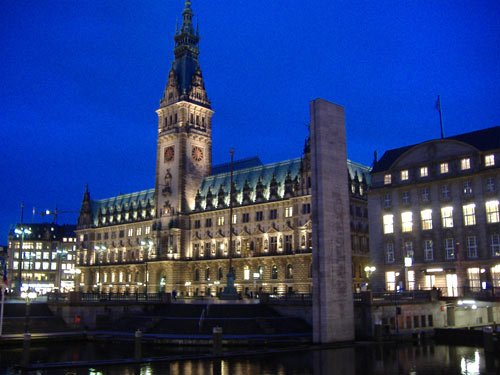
[271,265,278,280]
[194,268,200,281]
[286,264,293,279]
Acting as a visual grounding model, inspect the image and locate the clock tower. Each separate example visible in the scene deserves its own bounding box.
[155,0,213,258]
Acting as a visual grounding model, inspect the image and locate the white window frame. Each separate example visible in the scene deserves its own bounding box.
[383,193,392,208]
[467,236,478,259]
[420,166,428,177]
[384,174,392,185]
[401,170,409,181]
[491,234,500,257]
[440,162,449,174]
[486,177,496,192]
[486,200,500,223]
[460,158,471,170]
[485,154,495,167]
[421,209,433,230]
[401,211,413,232]
[463,180,473,195]
[403,241,414,258]
[383,214,394,234]
[385,242,395,263]
[462,203,476,226]
[441,207,454,228]
[445,238,455,260]
[424,240,434,261]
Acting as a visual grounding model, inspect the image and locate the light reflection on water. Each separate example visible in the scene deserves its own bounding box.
[0,343,498,375]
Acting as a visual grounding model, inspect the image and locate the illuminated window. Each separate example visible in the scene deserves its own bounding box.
[485,154,495,167]
[384,174,392,185]
[136,227,142,236]
[440,162,449,174]
[243,266,250,280]
[385,242,394,263]
[486,200,500,223]
[462,203,476,226]
[467,236,477,258]
[467,268,481,290]
[386,271,396,291]
[232,214,237,224]
[424,240,434,261]
[441,207,454,228]
[284,207,293,218]
[401,212,413,232]
[383,214,394,234]
[445,238,455,260]
[400,170,409,181]
[420,166,428,177]
[463,180,473,195]
[217,216,225,226]
[491,234,500,257]
[145,226,151,235]
[461,158,471,170]
[421,209,433,230]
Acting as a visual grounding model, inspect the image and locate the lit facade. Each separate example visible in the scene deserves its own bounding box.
[369,126,500,296]
[7,223,77,293]
[75,2,371,296]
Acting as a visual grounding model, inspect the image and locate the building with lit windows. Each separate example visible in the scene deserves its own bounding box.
[75,1,371,297]
[369,126,500,296]
[7,223,77,294]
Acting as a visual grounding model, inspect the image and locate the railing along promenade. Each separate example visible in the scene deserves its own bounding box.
[45,288,498,305]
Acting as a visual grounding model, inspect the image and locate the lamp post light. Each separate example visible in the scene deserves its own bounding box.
[363,266,376,290]
[14,226,32,296]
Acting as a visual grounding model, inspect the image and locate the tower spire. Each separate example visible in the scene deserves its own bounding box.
[160,0,210,108]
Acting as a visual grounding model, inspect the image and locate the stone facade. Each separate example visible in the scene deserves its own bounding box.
[75,2,371,297]
[369,127,500,296]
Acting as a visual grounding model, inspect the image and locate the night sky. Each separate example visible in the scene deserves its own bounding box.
[1,1,499,241]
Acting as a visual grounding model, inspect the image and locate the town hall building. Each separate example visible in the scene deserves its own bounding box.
[75,1,371,297]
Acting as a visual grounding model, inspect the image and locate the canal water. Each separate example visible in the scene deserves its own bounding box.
[0,341,498,374]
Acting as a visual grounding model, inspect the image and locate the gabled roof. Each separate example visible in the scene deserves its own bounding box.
[372,126,500,173]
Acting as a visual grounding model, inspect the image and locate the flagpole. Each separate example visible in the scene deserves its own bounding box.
[0,284,5,336]
[436,95,444,139]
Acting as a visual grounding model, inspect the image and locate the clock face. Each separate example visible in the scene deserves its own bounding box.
[164,146,174,162]
[192,146,204,162]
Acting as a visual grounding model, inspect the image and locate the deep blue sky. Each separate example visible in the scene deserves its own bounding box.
[1,1,499,241]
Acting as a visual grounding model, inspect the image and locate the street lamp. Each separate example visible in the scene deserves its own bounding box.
[14,226,32,295]
[20,289,37,333]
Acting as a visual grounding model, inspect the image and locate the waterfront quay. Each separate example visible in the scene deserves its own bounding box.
[1,290,499,372]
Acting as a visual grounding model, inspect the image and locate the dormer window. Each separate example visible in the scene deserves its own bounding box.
[461,158,471,170]
[485,154,495,167]
[401,170,409,181]
[440,162,449,174]
[384,174,392,185]
[420,166,428,177]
